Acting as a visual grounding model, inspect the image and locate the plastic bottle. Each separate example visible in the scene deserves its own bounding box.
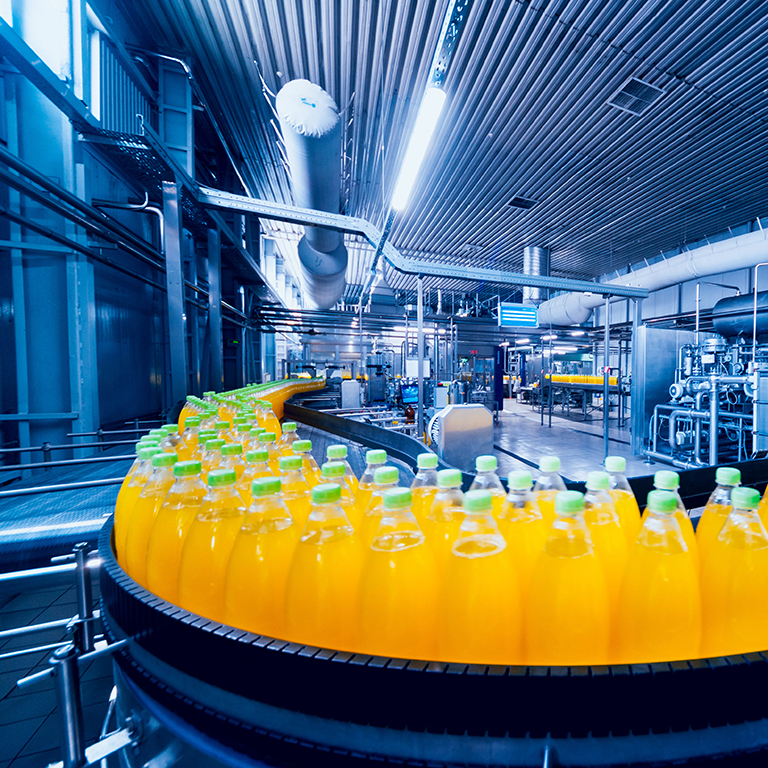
[159,425,183,456]
[257,432,281,474]
[360,466,400,546]
[124,452,178,586]
[177,468,248,622]
[245,425,266,453]
[583,471,629,615]
[200,409,219,430]
[645,470,699,569]
[356,449,387,513]
[469,455,506,516]
[192,430,217,461]
[614,490,701,664]
[178,399,196,432]
[292,439,321,486]
[497,470,548,596]
[410,453,439,521]
[320,461,359,529]
[258,401,283,439]
[525,491,611,666]
[438,489,523,665]
[326,444,358,494]
[696,466,741,565]
[604,456,642,545]
[115,440,154,525]
[278,455,312,529]
[224,477,299,637]
[178,417,201,461]
[284,483,364,651]
[200,438,226,482]
[422,468,465,568]
[214,420,233,444]
[145,460,207,603]
[358,488,439,660]
[701,486,768,657]
[236,448,274,506]
[277,422,300,455]
[533,456,566,526]
[114,445,163,564]
[219,442,247,481]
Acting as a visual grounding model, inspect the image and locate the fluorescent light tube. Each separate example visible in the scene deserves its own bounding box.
[391,87,447,210]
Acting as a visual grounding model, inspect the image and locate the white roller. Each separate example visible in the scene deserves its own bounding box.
[276,79,347,308]
[537,227,768,326]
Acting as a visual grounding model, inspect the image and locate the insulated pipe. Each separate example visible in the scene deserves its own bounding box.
[538,227,768,326]
[276,80,347,309]
[522,246,550,305]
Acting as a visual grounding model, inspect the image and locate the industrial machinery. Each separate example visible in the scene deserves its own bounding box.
[645,290,768,468]
[428,403,494,473]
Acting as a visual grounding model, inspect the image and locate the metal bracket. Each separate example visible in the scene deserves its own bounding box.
[46,724,138,768]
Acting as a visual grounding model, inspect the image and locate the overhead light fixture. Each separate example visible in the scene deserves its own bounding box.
[542,334,557,341]
[515,337,530,344]
[553,345,578,353]
[571,330,586,336]
[391,87,447,210]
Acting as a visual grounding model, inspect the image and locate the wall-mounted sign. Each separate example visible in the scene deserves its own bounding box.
[498,302,538,328]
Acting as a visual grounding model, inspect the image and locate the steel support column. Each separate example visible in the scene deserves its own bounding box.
[207,228,223,391]
[631,298,645,456]
[603,296,610,461]
[162,181,188,408]
[417,276,425,442]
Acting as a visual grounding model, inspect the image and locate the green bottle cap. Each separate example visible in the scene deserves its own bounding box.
[207,468,237,487]
[464,489,493,513]
[174,460,202,477]
[246,448,269,463]
[321,461,346,478]
[508,470,533,490]
[232,417,248,426]
[654,470,680,491]
[204,438,226,451]
[215,421,230,430]
[586,471,610,491]
[555,490,584,516]
[250,426,266,435]
[366,449,387,464]
[149,429,164,438]
[476,455,498,472]
[259,432,277,443]
[185,417,201,427]
[135,440,150,453]
[312,483,341,504]
[731,486,760,509]
[163,425,178,434]
[293,439,312,452]
[203,391,215,397]
[539,456,560,472]
[151,452,178,468]
[221,443,243,457]
[374,466,399,485]
[198,430,217,439]
[417,453,438,470]
[279,456,303,471]
[159,427,171,437]
[437,468,463,488]
[604,456,626,473]
[383,488,411,510]
[716,467,741,486]
[138,446,163,461]
[646,490,678,514]
[327,444,347,460]
[252,477,282,497]
[283,422,298,432]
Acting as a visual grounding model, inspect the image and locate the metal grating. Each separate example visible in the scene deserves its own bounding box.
[607,77,666,116]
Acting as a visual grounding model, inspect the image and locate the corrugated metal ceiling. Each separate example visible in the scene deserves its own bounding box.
[119,0,768,301]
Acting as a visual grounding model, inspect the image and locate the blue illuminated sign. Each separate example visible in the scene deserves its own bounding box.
[498,302,538,328]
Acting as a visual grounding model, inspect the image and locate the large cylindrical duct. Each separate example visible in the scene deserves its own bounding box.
[276,79,347,309]
[522,246,550,305]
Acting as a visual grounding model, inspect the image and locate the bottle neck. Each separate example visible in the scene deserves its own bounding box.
[200,485,245,518]
[372,505,424,551]
[243,495,293,532]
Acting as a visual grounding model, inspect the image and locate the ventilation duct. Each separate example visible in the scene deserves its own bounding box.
[522,246,550,305]
[537,228,768,326]
[276,80,347,309]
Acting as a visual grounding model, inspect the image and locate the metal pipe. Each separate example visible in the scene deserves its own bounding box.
[0,617,73,640]
[0,478,124,499]
[0,438,137,454]
[603,295,610,461]
[52,644,86,768]
[709,375,719,466]
[73,544,95,653]
[643,449,705,470]
[417,276,425,441]
[0,455,133,472]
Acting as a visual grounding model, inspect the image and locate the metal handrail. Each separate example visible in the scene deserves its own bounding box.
[0,478,124,499]
[0,439,139,455]
[0,454,134,472]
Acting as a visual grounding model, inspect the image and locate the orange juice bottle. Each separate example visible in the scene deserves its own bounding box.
[701,487,768,657]
[614,490,701,664]
[219,442,247,481]
[584,471,629,615]
[292,440,320,486]
[191,430,216,461]
[284,483,364,651]
[114,440,157,529]
[159,425,183,455]
[438,490,523,665]
[176,468,247,621]
[114,445,162,565]
[604,456,642,545]
[360,466,399,546]
[224,477,299,638]
[469,455,506,516]
[236,448,274,506]
[410,453,439,522]
[696,466,741,565]
[214,420,233,444]
[145,460,207,603]
[525,491,611,666]
[277,422,300,455]
[278,455,312,529]
[644,470,698,569]
[533,456,566,526]
[258,400,283,439]
[178,417,201,460]
[326,444,358,494]
[358,488,439,660]
[355,449,387,513]
[200,408,218,430]
[497,470,548,597]
[124,452,178,585]
[320,461,359,529]
[422,469,465,569]
[178,398,196,431]
[200,438,225,482]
